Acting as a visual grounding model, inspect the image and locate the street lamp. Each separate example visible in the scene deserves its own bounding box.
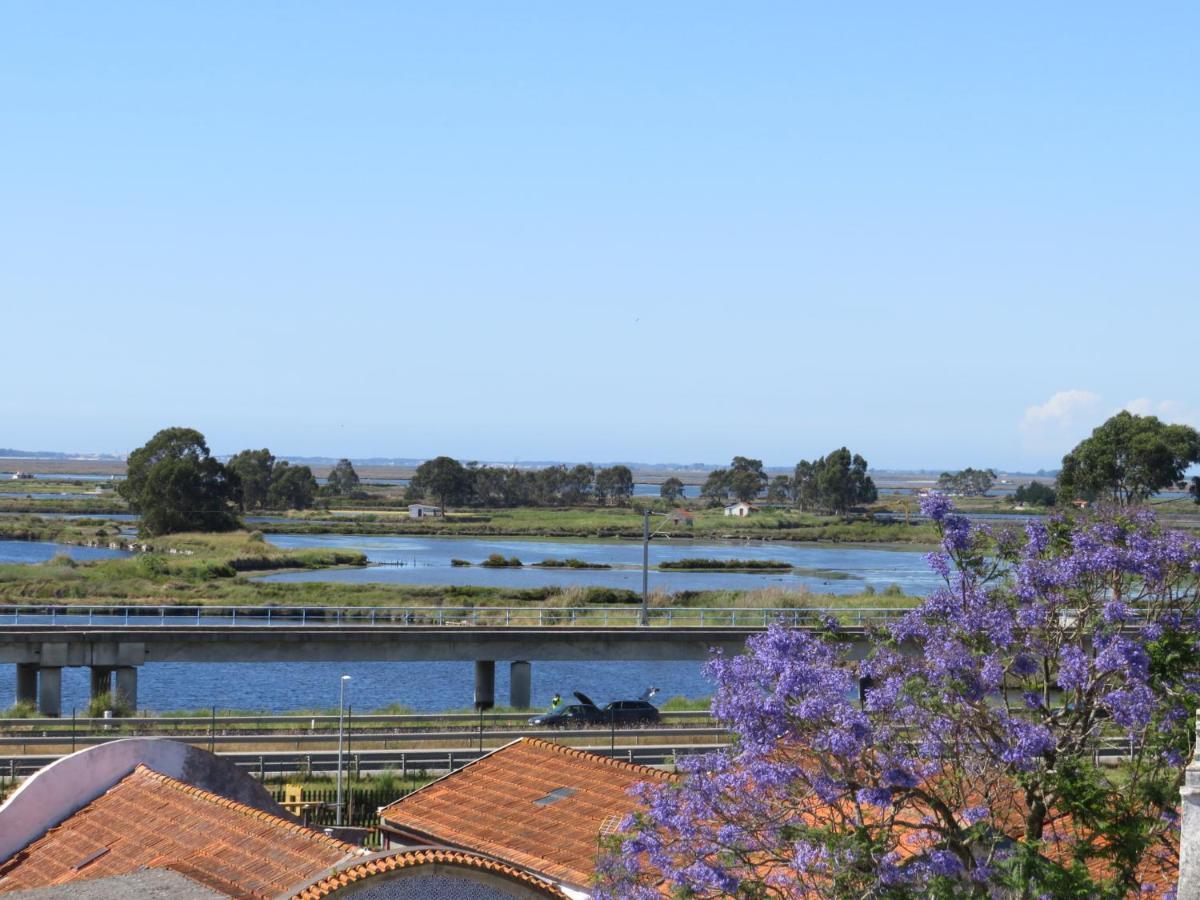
[336,674,351,826]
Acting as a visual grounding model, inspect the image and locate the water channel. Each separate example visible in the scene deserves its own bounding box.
[259,533,940,596]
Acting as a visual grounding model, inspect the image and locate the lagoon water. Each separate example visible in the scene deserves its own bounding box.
[260,533,940,596]
[0,658,712,714]
[0,540,131,564]
[0,516,936,713]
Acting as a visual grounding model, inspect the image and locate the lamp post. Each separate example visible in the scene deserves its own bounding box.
[336,674,351,826]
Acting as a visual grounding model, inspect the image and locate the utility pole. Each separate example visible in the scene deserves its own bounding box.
[641,507,650,626]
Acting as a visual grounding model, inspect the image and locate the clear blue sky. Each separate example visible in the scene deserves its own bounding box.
[2,3,1196,470]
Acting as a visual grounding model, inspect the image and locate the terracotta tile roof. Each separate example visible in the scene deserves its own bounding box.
[378,738,673,889]
[291,848,569,898]
[0,765,362,899]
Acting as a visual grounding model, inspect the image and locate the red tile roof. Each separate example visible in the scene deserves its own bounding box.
[291,848,569,898]
[379,738,673,889]
[0,765,362,899]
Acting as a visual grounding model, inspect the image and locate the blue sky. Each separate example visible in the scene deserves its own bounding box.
[2,3,1196,469]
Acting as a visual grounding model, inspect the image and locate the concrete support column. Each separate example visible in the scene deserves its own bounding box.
[510,661,531,709]
[15,664,37,706]
[474,660,495,711]
[90,666,114,700]
[37,668,62,718]
[115,667,138,712]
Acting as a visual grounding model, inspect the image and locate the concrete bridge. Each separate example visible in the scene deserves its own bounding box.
[0,604,897,716]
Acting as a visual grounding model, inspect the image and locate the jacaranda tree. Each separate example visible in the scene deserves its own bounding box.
[600,498,1200,898]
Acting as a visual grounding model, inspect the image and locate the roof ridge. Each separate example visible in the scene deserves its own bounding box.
[291,847,568,898]
[378,737,672,817]
[129,765,362,853]
[514,737,676,780]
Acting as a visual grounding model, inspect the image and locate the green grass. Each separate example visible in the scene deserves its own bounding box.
[532,558,612,569]
[254,504,941,543]
[0,529,368,603]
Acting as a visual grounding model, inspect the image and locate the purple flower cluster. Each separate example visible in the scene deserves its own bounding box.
[599,502,1200,899]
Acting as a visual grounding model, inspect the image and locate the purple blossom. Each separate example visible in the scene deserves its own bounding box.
[601,502,1200,899]
[857,786,893,808]
[920,492,954,520]
[961,805,989,825]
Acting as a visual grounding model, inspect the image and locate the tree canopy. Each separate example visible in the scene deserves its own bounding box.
[793,448,877,514]
[936,467,996,497]
[602,500,1197,898]
[325,458,361,495]
[1058,411,1200,504]
[265,460,318,510]
[228,449,317,511]
[1013,480,1057,507]
[700,469,731,505]
[595,465,634,505]
[410,456,471,511]
[226,448,275,511]
[728,456,768,502]
[659,477,685,502]
[118,427,240,536]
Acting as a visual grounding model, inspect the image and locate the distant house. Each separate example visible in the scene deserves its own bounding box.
[408,503,442,518]
[666,508,694,527]
[723,500,755,517]
[10,471,32,481]
[378,737,673,897]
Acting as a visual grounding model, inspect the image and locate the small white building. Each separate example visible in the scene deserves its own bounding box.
[11,471,33,481]
[408,503,443,518]
[723,501,755,517]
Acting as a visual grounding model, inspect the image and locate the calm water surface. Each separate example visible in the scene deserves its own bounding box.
[0,540,131,564]
[0,659,711,714]
[260,534,939,595]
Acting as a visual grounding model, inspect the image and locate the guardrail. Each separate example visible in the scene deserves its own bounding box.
[0,604,911,628]
[0,743,728,780]
[0,709,715,731]
[0,724,730,752]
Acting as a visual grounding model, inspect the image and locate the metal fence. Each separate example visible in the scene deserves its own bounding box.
[0,604,909,628]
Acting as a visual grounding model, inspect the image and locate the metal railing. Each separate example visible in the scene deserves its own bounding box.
[0,709,714,732]
[0,724,730,752]
[0,604,911,629]
[0,743,726,780]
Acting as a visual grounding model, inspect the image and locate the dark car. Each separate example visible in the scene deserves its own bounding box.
[527,703,607,727]
[528,692,661,728]
[601,699,661,726]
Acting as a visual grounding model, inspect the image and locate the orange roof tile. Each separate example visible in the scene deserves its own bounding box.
[0,765,362,899]
[379,738,673,888]
[291,848,569,898]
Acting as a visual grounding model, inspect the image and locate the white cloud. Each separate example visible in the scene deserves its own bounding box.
[1020,389,1102,432]
[1018,389,1103,461]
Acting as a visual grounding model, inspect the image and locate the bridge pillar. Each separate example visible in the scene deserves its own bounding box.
[90,666,114,700]
[510,661,531,709]
[15,664,37,706]
[115,667,138,712]
[37,668,62,718]
[474,660,495,711]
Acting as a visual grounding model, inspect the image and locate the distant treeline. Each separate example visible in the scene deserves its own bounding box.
[697,451,878,514]
[406,457,636,509]
[227,452,364,511]
[403,451,883,514]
